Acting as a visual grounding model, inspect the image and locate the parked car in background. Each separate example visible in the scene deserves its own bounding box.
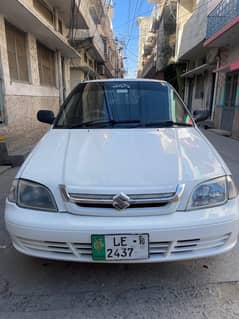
[5,79,239,263]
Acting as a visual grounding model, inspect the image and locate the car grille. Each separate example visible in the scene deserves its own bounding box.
[60,184,185,210]
[15,233,231,261]
[75,202,168,209]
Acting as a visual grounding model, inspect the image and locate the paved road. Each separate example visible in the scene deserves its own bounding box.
[0,131,239,319]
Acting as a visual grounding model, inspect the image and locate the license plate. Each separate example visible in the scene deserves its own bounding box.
[91,234,149,261]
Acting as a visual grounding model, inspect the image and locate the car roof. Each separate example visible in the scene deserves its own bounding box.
[80,78,168,85]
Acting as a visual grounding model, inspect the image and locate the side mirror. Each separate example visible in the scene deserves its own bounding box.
[193,110,210,123]
[37,110,55,124]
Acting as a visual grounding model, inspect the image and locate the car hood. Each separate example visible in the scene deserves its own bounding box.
[21,128,226,193]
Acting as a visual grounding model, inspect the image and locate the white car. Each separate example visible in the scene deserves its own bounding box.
[5,79,239,263]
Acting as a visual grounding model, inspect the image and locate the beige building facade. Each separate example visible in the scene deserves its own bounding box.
[0,0,123,161]
[0,0,78,156]
[137,1,183,94]
[70,0,124,89]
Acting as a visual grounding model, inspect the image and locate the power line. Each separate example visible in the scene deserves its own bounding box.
[126,0,144,49]
[114,8,153,31]
[120,0,215,49]
[123,0,215,75]
[126,0,140,48]
[114,0,213,32]
[125,47,138,58]
[91,0,215,73]
[127,0,132,36]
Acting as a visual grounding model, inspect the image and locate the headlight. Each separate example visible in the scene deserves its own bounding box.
[187,176,237,210]
[8,179,58,212]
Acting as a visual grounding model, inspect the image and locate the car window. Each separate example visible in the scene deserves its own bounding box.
[171,90,192,124]
[55,81,192,128]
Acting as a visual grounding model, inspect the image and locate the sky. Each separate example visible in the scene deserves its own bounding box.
[112,0,154,78]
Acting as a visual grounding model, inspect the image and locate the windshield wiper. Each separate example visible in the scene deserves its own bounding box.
[68,119,141,128]
[143,120,193,128]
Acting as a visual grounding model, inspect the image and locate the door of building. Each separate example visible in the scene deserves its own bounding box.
[221,72,238,131]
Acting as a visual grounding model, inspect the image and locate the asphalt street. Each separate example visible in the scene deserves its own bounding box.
[0,130,239,319]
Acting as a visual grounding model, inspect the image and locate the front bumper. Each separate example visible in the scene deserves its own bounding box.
[5,198,239,263]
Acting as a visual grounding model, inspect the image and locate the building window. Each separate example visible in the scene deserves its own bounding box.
[34,0,53,24]
[37,42,56,87]
[195,74,204,99]
[5,22,29,82]
[224,72,238,107]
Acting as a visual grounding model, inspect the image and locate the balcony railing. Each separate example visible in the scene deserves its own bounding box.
[206,0,239,39]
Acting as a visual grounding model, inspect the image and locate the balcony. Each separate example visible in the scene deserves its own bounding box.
[141,53,156,78]
[72,58,100,79]
[156,3,177,70]
[144,43,154,55]
[89,0,105,25]
[0,0,80,58]
[70,0,105,62]
[206,0,239,39]
[177,0,207,59]
[47,0,87,28]
[71,27,105,62]
[204,0,239,47]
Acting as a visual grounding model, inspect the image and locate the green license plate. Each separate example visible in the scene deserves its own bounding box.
[91,234,149,261]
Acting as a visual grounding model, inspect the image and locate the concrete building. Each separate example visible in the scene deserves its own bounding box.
[137,0,239,138]
[175,0,239,138]
[137,0,185,95]
[70,0,124,89]
[175,0,221,112]
[204,0,239,137]
[137,15,153,77]
[0,0,79,158]
[0,0,123,162]
[137,1,164,79]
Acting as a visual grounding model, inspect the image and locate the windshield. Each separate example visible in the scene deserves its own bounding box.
[54,81,193,128]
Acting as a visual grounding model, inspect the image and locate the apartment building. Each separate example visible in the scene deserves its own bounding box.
[137,0,185,95]
[175,0,239,138]
[137,0,239,137]
[70,0,124,89]
[204,0,239,137]
[137,15,154,77]
[175,0,222,114]
[0,0,123,162]
[0,0,79,158]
